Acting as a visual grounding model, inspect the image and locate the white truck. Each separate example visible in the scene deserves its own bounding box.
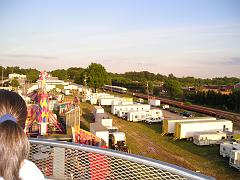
[174,119,233,140]
[145,117,164,124]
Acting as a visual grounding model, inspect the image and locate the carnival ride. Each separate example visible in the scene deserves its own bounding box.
[26,71,103,147]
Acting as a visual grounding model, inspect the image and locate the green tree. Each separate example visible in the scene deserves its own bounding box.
[26,69,39,82]
[163,79,183,98]
[10,78,20,87]
[51,69,68,80]
[85,63,110,92]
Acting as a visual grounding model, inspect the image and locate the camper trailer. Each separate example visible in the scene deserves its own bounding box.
[126,111,146,122]
[220,142,240,170]
[193,131,227,146]
[146,109,163,119]
[111,104,151,115]
[149,99,160,106]
[220,142,240,157]
[162,117,217,134]
[174,120,233,140]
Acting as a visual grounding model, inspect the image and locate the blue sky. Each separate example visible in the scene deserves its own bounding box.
[0,0,240,78]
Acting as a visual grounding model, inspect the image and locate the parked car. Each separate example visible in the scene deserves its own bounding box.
[145,117,164,124]
[169,108,178,113]
[180,111,192,117]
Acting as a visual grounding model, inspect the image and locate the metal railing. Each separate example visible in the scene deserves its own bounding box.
[28,138,215,180]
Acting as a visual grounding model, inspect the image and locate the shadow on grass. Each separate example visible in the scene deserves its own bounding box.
[80,122,90,131]
[82,107,94,123]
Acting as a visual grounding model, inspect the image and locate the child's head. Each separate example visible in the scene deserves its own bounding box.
[0,89,29,180]
[0,89,27,128]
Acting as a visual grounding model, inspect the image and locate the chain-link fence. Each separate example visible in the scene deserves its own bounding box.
[28,138,215,180]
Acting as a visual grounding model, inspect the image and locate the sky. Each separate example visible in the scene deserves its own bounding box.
[0,0,240,78]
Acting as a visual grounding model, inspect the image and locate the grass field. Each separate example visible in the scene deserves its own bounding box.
[80,102,240,180]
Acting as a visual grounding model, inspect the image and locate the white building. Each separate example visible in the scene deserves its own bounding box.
[64,83,83,92]
[9,73,26,79]
[111,104,151,115]
[27,77,83,94]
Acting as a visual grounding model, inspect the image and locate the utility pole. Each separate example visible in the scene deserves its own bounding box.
[147,81,149,104]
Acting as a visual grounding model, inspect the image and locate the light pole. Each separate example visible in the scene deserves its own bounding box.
[1,67,3,87]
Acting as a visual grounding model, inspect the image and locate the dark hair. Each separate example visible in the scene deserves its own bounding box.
[0,89,27,128]
[0,90,29,180]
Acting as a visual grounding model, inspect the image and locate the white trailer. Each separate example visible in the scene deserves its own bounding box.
[220,142,240,157]
[93,106,104,117]
[117,110,129,118]
[111,104,151,115]
[229,150,240,170]
[162,117,217,134]
[99,97,120,106]
[95,115,113,127]
[174,120,233,140]
[193,131,227,146]
[149,99,160,106]
[127,111,146,122]
[146,109,163,119]
[90,123,109,146]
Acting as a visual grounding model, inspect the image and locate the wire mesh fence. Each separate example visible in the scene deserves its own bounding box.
[28,138,215,180]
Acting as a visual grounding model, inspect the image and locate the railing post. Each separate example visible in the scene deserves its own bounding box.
[53,147,65,179]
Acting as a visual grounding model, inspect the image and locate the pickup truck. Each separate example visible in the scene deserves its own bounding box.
[145,117,164,124]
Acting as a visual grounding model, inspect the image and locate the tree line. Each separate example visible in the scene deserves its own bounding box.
[185,90,240,113]
[1,63,239,112]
